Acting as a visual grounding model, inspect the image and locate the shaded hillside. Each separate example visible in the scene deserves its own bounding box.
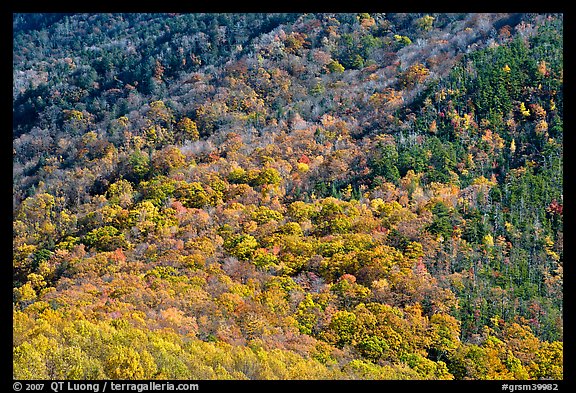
[13,13,563,380]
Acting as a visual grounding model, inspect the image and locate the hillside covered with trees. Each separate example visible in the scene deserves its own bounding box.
[13,12,563,380]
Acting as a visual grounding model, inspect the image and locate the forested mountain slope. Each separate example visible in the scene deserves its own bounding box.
[13,13,563,380]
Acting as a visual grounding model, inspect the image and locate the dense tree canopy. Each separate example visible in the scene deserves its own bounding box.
[13,12,562,380]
